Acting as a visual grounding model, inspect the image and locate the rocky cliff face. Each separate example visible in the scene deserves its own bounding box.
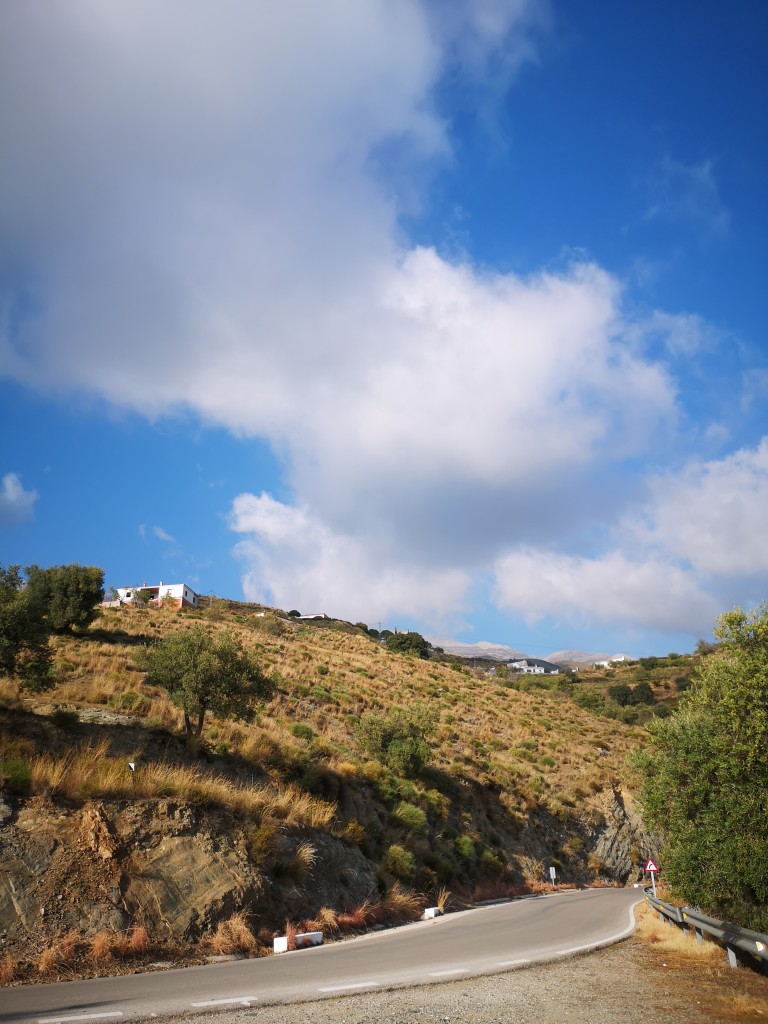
[0,778,657,969]
[0,794,382,959]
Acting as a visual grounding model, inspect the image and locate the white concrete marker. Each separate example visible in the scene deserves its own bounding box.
[319,982,381,992]
[429,969,467,977]
[191,997,258,1007]
[39,1015,123,1024]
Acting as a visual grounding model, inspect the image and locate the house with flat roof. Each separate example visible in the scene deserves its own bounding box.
[116,581,199,609]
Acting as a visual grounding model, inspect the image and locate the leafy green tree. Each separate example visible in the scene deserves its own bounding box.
[630,680,656,705]
[608,683,632,706]
[632,604,768,930]
[0,564,53,691]
[25,563,104,631]
[385,631,432,659]
[357,706,436,777]
[144,626,275,739]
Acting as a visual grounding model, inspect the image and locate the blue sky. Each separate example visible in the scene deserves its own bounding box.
[1,1,767,658]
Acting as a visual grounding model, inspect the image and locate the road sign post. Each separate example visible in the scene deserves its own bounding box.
[645,858,659,898]
[549,866,556,885]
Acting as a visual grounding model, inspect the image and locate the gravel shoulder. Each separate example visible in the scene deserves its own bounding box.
[186,937,768,1024]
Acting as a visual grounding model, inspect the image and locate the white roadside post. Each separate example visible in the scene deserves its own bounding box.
[549,866,556,886]
[645,858,659,898]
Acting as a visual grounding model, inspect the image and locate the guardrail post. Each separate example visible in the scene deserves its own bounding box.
[694,927,703,944]
[725,945,738,969]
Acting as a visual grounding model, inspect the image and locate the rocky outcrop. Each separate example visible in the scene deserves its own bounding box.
[589,786,660,882]
[0,795,380,958]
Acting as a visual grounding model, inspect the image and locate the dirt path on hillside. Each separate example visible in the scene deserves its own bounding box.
[185,938,768,1024]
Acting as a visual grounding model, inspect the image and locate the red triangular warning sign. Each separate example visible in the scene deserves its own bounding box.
[645,859,659,872]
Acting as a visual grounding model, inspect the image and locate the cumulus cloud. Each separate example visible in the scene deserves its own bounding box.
[633,439,768,580]
[230,493,470,625]
[0,3,760,638]
[493,438,768,636]
[493,549,719,634]
[0,472,37,526]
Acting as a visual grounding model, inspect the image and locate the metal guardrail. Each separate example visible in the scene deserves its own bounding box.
[647,894,768,972]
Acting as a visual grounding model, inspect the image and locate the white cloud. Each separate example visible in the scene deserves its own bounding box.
[493,438,768,636]
[230,492,469,625]
[0,3,760,640]
[153,526,176,544]
[494,549,718,634]
[0,472,37,526]
[633,438,768,579]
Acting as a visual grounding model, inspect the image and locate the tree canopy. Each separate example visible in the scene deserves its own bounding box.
[25,563,104,631]
[385,631,432,659]
[632,604,768,931]
[143,626,275,738]
[0,564,52,691]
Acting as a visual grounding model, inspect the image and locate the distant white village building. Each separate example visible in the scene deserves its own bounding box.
[593,655,629,668]
[507,658,560,675]
[115,581,199,609]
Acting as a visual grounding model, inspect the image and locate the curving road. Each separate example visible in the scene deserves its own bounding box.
[0,888,642,1024]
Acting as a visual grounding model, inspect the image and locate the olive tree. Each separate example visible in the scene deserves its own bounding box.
[144,626,275,739]
[25,563,104,631]
[0,564,53,691]
[632,604,768,930]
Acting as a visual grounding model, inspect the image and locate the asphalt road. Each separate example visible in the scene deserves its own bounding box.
[0,888,642,1024]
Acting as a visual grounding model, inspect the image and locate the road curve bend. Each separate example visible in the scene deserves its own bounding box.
[0,888,642,1024]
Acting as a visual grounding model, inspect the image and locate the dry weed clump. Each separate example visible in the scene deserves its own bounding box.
[207,914,260,956]
[36,930,81,976]
[0,951,15,986]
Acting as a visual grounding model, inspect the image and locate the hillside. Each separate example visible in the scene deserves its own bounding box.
[0,600,660,982]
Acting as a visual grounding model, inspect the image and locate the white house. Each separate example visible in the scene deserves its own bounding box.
[508,658,560,675]
[116,581,199,609]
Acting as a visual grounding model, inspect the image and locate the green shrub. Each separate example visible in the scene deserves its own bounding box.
[110,690,150,714]
[382,844,416,879]
[393,801,427,834]
[316,664,329,675]
[1,758,31,793]
[454,834,475,861]
[292,722,315,741]
[356,706,436,777]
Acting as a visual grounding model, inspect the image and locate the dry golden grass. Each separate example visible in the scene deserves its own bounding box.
[634,903,723,962]
[89,930,116,963]
[22,738,334,828]
[0,952,15,986]
[207,914,259,956]
[36,931,80,975]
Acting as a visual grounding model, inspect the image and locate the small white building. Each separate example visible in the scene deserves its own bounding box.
[116,581,199,609]
[508,658,560,675]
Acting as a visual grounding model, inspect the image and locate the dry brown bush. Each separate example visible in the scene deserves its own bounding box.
[208,914,259,956]
[88,930,115,963]
[0,952,15,986]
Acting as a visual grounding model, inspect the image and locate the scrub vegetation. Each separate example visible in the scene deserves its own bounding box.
[0,585,700,982]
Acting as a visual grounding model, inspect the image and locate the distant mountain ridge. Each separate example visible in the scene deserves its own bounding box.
[432,638,630,666]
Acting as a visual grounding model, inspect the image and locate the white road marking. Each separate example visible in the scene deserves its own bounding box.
[318,982,380,992]
[190,997,258,1007]
[429,969,467,977]
[38,1015,123,1024]
[496,958,531,967]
